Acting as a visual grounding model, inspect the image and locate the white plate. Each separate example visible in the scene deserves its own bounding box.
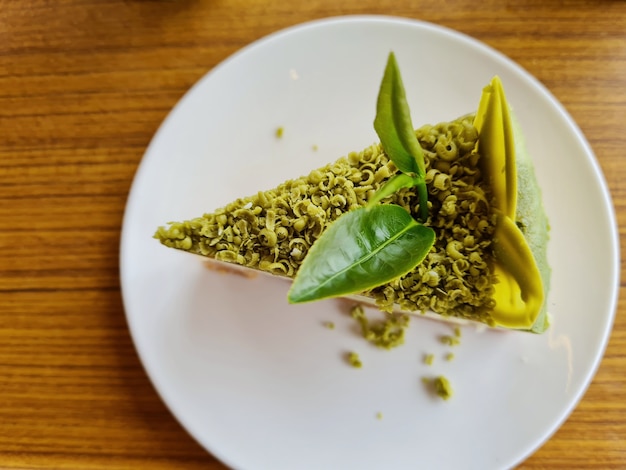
[120,16,619,470]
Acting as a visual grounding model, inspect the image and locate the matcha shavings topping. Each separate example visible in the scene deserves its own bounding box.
[154,115,499,324]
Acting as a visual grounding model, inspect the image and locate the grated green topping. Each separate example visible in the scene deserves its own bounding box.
[155,115,498,324]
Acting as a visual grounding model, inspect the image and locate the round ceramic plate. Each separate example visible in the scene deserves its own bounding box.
[120,16,619,470]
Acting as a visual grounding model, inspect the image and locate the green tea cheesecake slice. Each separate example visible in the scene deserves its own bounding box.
[155,64,550,332]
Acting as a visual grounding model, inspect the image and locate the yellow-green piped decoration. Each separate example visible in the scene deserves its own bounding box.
[473,77,545,330]
[474,77,517,218]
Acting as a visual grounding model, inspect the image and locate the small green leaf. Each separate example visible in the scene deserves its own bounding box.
[374,52,426,178]
[366,173,420,208]
[288,205,436,303]
[366,173,429,223]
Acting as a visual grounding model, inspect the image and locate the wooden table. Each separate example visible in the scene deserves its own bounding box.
[1,1,624,468]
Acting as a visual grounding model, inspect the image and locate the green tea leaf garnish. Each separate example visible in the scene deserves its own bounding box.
[373,52,429,222]
[287,52,436,305]
[374,52,426,178]
[288,205,435,303]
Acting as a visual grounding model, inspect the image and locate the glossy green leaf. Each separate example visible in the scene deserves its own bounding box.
[366,173,420,208]
[287,204,436,303]
[374,52,426,178]
[367,173,429,222]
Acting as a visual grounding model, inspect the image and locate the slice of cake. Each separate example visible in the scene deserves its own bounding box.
[154,54,550,333]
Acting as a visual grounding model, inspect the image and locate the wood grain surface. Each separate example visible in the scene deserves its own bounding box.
[1,1,625,468]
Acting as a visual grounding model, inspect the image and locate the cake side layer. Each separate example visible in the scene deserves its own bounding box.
[512,115,551,333]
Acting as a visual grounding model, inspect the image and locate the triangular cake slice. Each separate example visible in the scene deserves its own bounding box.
[155,74,550,333]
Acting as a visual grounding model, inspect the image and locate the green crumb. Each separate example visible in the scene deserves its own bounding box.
[376,412,383,420]
[440,335,460,347]
[424,354,434,366]
[347,352,362,368]
[422,376,453,400]
[275,126,284,138]
[445,352,455,362]
[312,144,318,151]
[324,321,335,330]
[454,326,462,338]
[434,376,453,400]
[350,304,410,350]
